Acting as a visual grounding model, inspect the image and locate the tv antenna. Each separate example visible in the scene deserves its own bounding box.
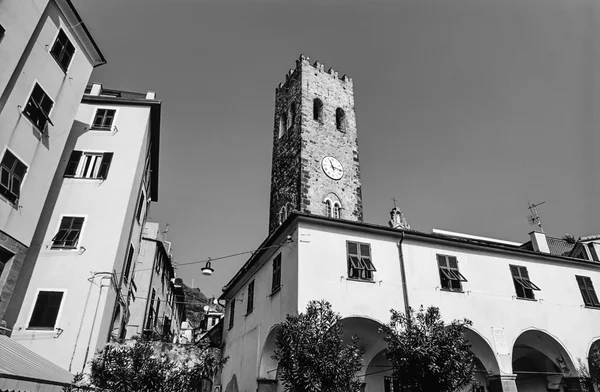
[527,201,546,233]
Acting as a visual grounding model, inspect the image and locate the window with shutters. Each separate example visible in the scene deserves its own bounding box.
[576,276,600,308]
[64,151,113,179]
[146,289,156,330]
[246,280,255,314]
[437,254,467,292]
[510,265,540,300]
[347,241,376,281]
[0,149,27,204]
[272,253,282,293]
[154,298,161,328]
[123,244,134,284]
[135,191,146,224]
[50,29,75,72]
[28,290,64,329]
[91,109,116,130]
[51,216,84,249]
[23,83,54,131]
[228,298,235,329]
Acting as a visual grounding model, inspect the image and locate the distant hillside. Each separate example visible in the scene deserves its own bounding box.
[181,283,224,327]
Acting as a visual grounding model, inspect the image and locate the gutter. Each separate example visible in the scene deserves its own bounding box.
[397,232,410,318]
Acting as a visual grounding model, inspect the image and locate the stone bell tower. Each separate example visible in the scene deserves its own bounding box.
[268,55,364,233]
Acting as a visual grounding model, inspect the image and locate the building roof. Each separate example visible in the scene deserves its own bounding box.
[59,0,106,67]
[519,236,590,258]
[220,212,600,299]
[81,88,161,201]
[0,335,74,386]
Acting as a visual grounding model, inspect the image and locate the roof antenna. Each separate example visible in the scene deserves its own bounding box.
[527,201,546,233]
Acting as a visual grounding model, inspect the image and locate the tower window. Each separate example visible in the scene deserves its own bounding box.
[287,103,296,129]
[335,108,346,132]
[325,200,332,217]
[313,98,323,122]
[333,202,341,219]
[279,113,287,138]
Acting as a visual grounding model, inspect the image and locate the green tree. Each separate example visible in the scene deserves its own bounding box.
[380,306,476,392]
[76,337,227,392]
[273,300,363,392]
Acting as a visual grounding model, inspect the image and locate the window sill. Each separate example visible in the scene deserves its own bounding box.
[440,288,464,293]
[89,126,112,131]
[63,176,104,180]
[346,277,376,283]
[269,287,281,297]
[584,305,600,310]
[0,193,18,209]
[26,327,55,331]
[50,246,78,251]
[21,113,47,133]
[515,296,537,302]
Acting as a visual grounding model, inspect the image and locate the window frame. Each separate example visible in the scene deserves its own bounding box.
[49,28,76,73]
[509,265,540,300]
[90,108,117,131]
[64,151,113,180]
[436,254,467,292]
[576,275,600,308]
[22,81,54,131]
[272,253,282,293]
[0,147,29,206]
[228,298,236,329]
[136,189,146,224]
[51,215,85,250]
[26,288,66,330]
[346,241,376,281]
[246,280,255,314]
[123,244,135,284]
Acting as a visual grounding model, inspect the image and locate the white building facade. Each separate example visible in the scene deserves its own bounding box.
[5,84,161,373]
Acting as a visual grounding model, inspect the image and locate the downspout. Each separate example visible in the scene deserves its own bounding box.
[81,275,112,373]
[397,232,410,318]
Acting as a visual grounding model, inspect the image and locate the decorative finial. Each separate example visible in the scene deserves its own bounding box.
[389,201,410,230]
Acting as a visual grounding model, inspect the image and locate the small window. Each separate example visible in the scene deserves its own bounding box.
[154,298,161,328]
[228,298,235,329]
[510,265,540,300]
[287,102,296,129]
[335,108,346,132]
[146,289,156,329]
[246,280,255,314]
[588,244,599,262]
[576,276,600,308]
[347,241,376,281]
[0,150,27,204]
[279,113,287,138]
[51,216,84,249]
[437,255,467,292]
[325,200,332,217]
[136,191,145,224]
[50,29,75,72]
[91,109,116,130]
[123,245,134,283]
[333,202,341,219]
[64,151,113,179]
[23,83,54,130]
[0,247,15,282]
[313,98,323,122]
[28,291,63,329]
[272,253,282,292]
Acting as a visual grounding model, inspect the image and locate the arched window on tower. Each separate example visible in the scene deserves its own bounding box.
[325,200,332,217]
[335,108,346,132]
[278,206,287,225]
[333,202,341,219]
[279,113,287,138]
[313,98,323,122]
[287,103,296,129]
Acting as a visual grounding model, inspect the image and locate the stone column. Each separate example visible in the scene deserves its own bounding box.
[487,374,518,392]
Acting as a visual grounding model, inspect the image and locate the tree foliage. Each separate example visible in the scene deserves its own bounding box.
[273,300,363,392]
[67,337,227,392]
[380,306,476,392]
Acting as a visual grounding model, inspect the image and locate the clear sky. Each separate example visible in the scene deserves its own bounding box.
[72,0,599,298]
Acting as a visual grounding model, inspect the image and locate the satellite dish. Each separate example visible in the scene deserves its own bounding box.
[203,305,209,312]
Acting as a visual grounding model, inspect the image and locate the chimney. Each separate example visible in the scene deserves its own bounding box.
[90,83,102,96]
[529,231,550,253]
[146,91,156,100]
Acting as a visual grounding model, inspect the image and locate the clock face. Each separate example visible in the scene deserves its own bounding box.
[321,156,344,180]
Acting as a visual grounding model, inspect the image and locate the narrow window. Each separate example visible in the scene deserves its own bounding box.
[347,241,376,281]
[335,108,346,132]
[576,276,600,307]
[23,83,54,130]
[0,150,27,204]
[51,216,84,249]
[313,98,323,122]
[50,29,75,72]
[0,247,15,280]
[333,202,341,219]
[588,244,599,262]
[325,200,332,217]
[92,109,116,130]
[246,280,255,314]
[437,255,467,291]
[146,289,156,329]
[228,298,235,329]
[510,265,540,300]
[279,113,287,138]
[287,102,296,129]
[123,245,134,283]
[272,253,282,292]
[28,291,63,329]
[64,151,113,179]
[154,298,161,328]
[136,192,145,224]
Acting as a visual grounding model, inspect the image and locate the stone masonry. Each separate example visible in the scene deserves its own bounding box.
[268,55,364,233]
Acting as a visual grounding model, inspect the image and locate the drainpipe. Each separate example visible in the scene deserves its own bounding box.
[397,232,410,318]
[81,275,112,373]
